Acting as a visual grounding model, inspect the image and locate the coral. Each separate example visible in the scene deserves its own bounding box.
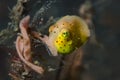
[16,16,44,74]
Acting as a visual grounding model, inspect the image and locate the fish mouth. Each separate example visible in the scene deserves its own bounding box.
[43,40,58,56]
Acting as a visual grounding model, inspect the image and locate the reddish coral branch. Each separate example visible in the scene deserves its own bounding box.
[15,16,44,74]
[19,15,32,62]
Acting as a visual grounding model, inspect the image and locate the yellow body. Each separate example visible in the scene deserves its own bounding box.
[54,29,74,54]
[48,15,90,55]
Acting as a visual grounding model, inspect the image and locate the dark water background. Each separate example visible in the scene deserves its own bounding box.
[0,0,120,80]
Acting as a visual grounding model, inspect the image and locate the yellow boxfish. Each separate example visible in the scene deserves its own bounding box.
[46,15,90,56]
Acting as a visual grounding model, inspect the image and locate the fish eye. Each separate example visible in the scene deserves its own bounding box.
[63,32,69,36]
[62,31,70,38]
[61,29,70,38]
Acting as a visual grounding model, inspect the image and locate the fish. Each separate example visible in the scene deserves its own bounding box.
[46,15,90,56]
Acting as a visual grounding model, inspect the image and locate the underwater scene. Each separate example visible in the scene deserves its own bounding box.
[0,0,120,80]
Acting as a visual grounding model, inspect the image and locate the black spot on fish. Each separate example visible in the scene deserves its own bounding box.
[54,31,56,33]
[56,41,58,43]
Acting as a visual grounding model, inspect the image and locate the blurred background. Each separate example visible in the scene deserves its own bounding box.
[0,0,120,80]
